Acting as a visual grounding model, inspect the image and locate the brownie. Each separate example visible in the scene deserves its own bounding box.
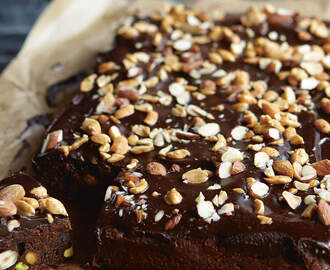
[33,3,330,269]
[0,173,72,269]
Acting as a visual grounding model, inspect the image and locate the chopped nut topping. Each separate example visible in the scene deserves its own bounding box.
[146,162,166,176]
[82,118,101,135]
[282,191,302,209]
[182,169,209,184]
[317,199,330,226]
[250,181,269,198]
[129,179,149,194]
[257,215,272,225]
[264,175,292,185]
[198,123,220,137]
[164,188,183,205]
[39,197,68,216]
[254,199,265,214]
[167,149,190,159]
[111,136,129,154]
[0,185,25,202]
[273,160,294,178]
[254,152,270,168]
[311,159,330,176]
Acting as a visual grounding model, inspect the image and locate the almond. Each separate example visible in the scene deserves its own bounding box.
[221,147,244,162]
[216,162,232,179]
[176,131,199,140]
[182,169,209,184]
[231,161,246,175]
[0,200,17,217]
[231,126,248,140]
[46,130,63,150]
[254,152,270,168]
[300,165,317,181]
[198,123,220,137]
[0,184,25,202]
[273,160,294,178]
[282,191,301,209]
[260,147,279,157]
[250,181,269,198]
[317,199,330,226]
[291,148,309,165]
[165,214,182,230]
[311,159,330,176]
[264,175,292,184]
[146,162,167,176]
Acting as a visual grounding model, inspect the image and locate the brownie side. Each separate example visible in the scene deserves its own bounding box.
[0,174,72,269]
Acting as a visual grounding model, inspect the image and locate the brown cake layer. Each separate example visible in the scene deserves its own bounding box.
[0,173,72,269]
[33,4,330,269]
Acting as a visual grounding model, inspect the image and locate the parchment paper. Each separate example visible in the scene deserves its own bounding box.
[0,0,329,268]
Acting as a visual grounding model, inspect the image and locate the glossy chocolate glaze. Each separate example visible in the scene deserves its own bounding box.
[34,11,330,269]
[0,173,70,239]
[0,174,72,269]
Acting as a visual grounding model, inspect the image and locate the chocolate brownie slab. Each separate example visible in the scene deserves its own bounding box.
[0,173,72,269]
[34,3,330,269]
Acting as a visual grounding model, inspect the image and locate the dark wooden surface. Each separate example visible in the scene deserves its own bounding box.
[0,0,50,71]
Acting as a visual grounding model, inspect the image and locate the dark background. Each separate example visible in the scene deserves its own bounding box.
[0,0,50,72]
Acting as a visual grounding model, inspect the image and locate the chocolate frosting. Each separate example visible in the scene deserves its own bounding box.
[34,8,330,269]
